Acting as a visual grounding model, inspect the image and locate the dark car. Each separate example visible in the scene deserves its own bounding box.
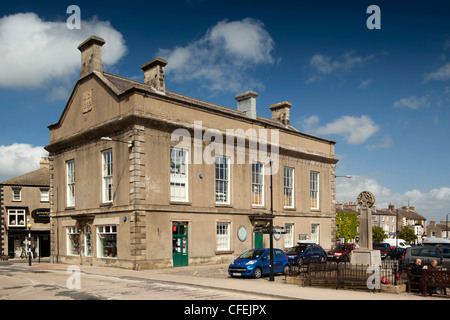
[327,244,355,262]
[285,244,326,266]
[373,243,390,259]
[386,247,405,260]
[228,248,290,279]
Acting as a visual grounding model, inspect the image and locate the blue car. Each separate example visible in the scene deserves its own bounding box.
[228,248,290,279]
[285,244,327,266]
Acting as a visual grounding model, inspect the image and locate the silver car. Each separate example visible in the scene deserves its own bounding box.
[402,245,450,268]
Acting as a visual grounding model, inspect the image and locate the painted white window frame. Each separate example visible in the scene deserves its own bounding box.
[12,188,21,202]
[310,171,319,210]
[66,160,75,207]
[170,147,189,202]
[215,156,230,204]
[283,167,294,208]
[216,222,231,251]
[67,226,81,256]
[97,225,117,259]
[7,209,26,227]
[284,223,294,248]
[251,162,264,206]
[102,149,113,203]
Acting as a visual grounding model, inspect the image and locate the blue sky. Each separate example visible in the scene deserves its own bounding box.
[1,0,450,222]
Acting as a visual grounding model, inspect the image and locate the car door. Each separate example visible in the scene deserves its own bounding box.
[303,247,313,263]
[261,251,270,274]
[273,250,283,272]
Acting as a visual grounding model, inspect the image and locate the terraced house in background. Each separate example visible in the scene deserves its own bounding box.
[44,36,338,270]
[0,157,51,259]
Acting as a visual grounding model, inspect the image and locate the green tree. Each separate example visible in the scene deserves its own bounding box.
[336,212,359,243]
[372,226,386,243]
[397,226,418,244]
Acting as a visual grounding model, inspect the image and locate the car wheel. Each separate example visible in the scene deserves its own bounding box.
[319,256,326,263]
[253,267,262,279]
[297,258,304,266]
[283,264,290,275]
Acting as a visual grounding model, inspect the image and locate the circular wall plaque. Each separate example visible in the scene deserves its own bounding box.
[237,226,248,242]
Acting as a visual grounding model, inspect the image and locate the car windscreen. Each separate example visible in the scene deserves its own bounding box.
[238,250,265,259]
[285,246,306,254]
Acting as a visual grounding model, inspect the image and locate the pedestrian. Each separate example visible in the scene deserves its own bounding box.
[30,244,36,259]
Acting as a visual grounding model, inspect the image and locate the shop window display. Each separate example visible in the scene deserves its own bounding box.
[98,225,117,258]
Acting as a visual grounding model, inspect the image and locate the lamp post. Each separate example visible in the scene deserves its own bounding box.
[27,223,32,266]
[269,160,274,282]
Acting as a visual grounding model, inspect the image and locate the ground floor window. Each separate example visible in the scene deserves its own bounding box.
[84,226,92,257]
[216,222,230,251]
[311,223,320,244]
[67,227,80,256]
[284,223,294,248]
[97,225,117,258]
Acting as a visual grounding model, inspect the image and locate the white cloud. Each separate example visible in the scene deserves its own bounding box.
[336,175,450,222]
[307,51,374,83]
[0,143,48,181]
[393,96,429,110]
[0,12,127,89]
[424,62,450,81]
[157,18,275,93]
[358,79,373,88]
[366,135,394,150]
[301,115,379,144]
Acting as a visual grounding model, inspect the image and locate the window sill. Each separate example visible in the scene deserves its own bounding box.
[170,201,192,206]
[65,206,75,211]
[215,203,233,208]
[283,207,297,211]
[100,202,113,207]
[215,250,234,255]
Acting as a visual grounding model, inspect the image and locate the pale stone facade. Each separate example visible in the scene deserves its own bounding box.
[45,36,338,270]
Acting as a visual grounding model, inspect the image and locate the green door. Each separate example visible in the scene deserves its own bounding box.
[172,222,188,267]
[255,233,263,249]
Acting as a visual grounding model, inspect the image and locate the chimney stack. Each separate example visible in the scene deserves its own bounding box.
[235,91,259,119]
[141,58,168,94]
[78,36,106,78]
[388,203,395,211]
[40,157,49,169]
[269,101,291,126]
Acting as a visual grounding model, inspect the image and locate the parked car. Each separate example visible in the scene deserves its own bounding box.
[401,245,450,268]
[373,243,390,259]
[386,247,405,260]
[285,244,327,266]
[327,243,355,262]
[228,248,290,279]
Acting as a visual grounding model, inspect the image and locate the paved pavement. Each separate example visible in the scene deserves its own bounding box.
[3,258,447,300]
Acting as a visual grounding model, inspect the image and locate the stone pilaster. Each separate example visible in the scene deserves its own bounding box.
[129,125,146,205]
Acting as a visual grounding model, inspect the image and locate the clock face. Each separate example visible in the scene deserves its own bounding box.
[237,226,248,242]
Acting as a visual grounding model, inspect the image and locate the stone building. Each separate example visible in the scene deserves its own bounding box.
[0,157,51,258]
[44,36,338,269]
[427,219,450,239]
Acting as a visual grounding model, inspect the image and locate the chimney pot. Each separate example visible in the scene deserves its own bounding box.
[269,101,291,126]
[141,58,168,94]
[235,91,259,119]
[78,36,106,78]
